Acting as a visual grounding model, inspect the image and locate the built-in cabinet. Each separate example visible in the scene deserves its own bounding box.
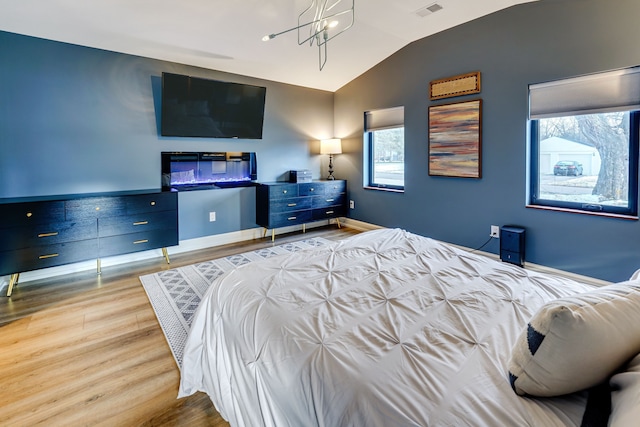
[0,189,178,296]
[256,180,347,240]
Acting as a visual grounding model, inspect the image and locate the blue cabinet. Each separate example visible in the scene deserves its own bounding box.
[256,180,347,240]
[0,189,178,296]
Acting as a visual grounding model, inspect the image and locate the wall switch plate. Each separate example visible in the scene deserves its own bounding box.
[209,211,216,222]
[349,200,355,209]
[490,225,500,238]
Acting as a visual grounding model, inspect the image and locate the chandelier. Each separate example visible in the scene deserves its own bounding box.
[262,0,355,70]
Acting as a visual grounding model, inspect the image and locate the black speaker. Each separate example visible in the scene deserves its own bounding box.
[500,225,525,267]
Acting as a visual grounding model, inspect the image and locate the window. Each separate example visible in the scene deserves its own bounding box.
[364,107,405,190]
[529,67,640,217]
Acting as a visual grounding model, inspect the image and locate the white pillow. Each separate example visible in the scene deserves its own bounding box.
[508,280,640,397]
[609,353,640,426]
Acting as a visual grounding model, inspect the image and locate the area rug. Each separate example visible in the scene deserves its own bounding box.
[139,237,331,369]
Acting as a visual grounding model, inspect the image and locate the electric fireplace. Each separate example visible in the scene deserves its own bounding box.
[161,152,257,190]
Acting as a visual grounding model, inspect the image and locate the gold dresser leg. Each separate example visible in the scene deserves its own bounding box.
[97,259,102,275]
[336,218,341,229]
[271,229,275,242]
[162,247,171,264]
[7,273,19,297]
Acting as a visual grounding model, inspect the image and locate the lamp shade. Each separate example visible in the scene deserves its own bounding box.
[320,138,342,154]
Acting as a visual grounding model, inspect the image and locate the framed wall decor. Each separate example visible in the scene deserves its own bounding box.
[430,71,481,100]
[428,99,482,178]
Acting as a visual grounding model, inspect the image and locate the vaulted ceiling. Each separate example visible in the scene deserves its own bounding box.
[0,0,537,91]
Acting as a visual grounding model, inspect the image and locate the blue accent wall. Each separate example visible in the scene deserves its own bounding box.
[334,0,640,282]
[0,31,334,240]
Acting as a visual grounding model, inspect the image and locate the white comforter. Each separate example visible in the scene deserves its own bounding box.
[179,228,598,426]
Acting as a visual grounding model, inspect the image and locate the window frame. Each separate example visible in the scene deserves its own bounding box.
[365,127,405,191]
[528,111,640,218]
[364,107,405,192]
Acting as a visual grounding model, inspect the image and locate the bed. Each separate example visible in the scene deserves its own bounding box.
[178,228,640,426]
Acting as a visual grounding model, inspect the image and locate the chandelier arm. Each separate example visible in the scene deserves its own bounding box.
[316,10,354,46]
[319,32,328,70]
[309,1,328,45]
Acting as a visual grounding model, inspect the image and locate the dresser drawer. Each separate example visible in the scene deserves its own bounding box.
[298,183,325,196]
[266,210,314,228]
[313,206,347,221]
[0,220,97,250]
[264,184,299,199]
[2,201,65,227]
[0,239,98,275]
[98,211,177,237]
[125,192,177,215]
[98,230,179,258]
[312,194,346,209]
[269,197,312,213]
[322,181,346,195]
[66,197,127,220]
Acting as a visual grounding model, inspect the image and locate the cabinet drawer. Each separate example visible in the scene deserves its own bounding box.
[2,201,65,227]
[0,239,98,275]
[323,181,346,195]
[269,197,312,213]
[298,183,325,196]
[66,197,127,221]
[313,206,347,221]
[0,220,97,250]
[126,192,177,215]
[264,184,299,199]
[266,210,313,228]
[98,230,179,258]
[98,211,177,237]
[312,194,346,209]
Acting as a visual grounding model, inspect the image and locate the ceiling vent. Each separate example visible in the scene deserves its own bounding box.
[415,3,444,17]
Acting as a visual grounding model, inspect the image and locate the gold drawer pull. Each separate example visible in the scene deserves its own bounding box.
[38,232,59,238]
[283,190,288,194]
[150,201,156,206]
[133,239,149,244]
[310,188,315,191]
[39,253,59,259]
[326,210,335,214]
[133,221,149,226]
[287,203,297,207]
[326,198,335,202]
[95,207,101,211]
[287,216,297,221]
[26,212,33,218]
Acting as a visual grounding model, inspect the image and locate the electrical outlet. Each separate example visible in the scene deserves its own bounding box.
[209,211,216,222]
[490,225,500,238]
[349,200,355,209]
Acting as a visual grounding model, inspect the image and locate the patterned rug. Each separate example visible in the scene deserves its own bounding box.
[139,237,331,369]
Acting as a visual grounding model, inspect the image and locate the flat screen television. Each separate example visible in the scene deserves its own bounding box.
[161,72,266,139]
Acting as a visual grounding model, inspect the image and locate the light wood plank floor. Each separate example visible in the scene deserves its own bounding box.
[0,225,360,426]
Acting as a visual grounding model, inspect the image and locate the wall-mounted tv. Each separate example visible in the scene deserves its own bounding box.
[161,72,266,139]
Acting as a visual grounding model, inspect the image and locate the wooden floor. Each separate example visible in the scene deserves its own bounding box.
[0,225,360,426]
